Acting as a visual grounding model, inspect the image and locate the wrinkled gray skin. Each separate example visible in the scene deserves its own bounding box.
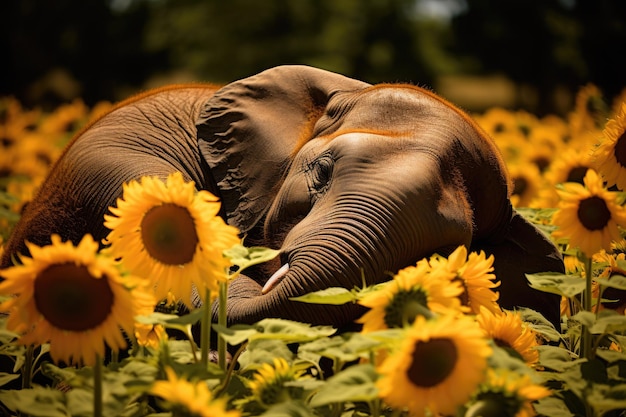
[0,65,563,330]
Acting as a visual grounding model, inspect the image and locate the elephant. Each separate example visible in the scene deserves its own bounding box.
[0,65,564,330]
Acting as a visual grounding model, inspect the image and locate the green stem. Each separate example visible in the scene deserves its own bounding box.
[218,281,228,371]
[184,327,199,364]
[201,288,211,368]
[214,342,248,399]
[581,255,593,360]
[22,345,34,390]
[582,255,595,417]
[369,399,380,417]
[94,354,103,417]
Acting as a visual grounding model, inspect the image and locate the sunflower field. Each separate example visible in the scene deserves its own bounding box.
[1,84,626,417]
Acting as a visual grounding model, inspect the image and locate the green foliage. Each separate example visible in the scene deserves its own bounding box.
[225,244,281,279]
[0,189,20,242]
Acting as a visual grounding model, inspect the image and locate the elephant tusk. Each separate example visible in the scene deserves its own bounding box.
[262,263,290,294]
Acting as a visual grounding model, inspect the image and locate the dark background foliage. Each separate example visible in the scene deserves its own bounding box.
[2,0,625,115]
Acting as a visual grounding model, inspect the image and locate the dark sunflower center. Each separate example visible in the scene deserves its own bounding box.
[600,284,626,309]
[518,124,531,138]
[406,338,458,387]
[494,339,524,361]
[384,288,429,328]
[613,132,626,168]
[466,392,519,417]
[566,166,588,184]
[34,263,114,331]
[512,177,528,196]
[259,376,291,406]
[578,196,611,231]
[452,276,470,307]
[532,156,551,173]
[141,203,199,265]
[170,404,201,417]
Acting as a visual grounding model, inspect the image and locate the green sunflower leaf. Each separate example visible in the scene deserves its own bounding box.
[225,245,280,275]
[0,386,68,417]
[258,400,318,417]
[590,314,626,334]
[298,332,381,363]
[212,323,259,345]
[595,274,626,291]
[134,311,197,339]
[0,189,20,206]
[535,345,575,372]
[595,348,626,366]
[214,318,336,345]
[526,272,587,298]
[570,311,596,328]
[587,384,626,416]
[0,372,20,388]
[290,287,356,305]
[532,396,575,417]
[518,307,562,342]
[237,339,294,372]
[308,363,378,407]
[136,309,202,326]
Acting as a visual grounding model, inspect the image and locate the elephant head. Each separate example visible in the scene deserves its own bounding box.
[195,65,563,328]
[0,65,563,331]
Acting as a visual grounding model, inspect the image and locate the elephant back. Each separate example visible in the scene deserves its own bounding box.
[1,84,220,268]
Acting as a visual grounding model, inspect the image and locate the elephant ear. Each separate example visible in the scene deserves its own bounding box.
[196,65,370,233]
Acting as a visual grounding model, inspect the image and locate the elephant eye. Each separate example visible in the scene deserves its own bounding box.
[307,153,334,198]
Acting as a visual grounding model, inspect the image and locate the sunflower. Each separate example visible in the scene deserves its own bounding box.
[594,250,626,314]
[0,234,153,366]
[476,306,539,365]
[507,160,544,208]
[134,290,168,350]
[103,171,240,307]
[524,142,557,175]
[535,114,570,144]
[551,169,626,258]
[491,131,528,166]
[592,101,626,191]
[544,147,593,187]
[465,368,551,417]
[150,367,240,417]
[524,119,568,175]
[134,323,167,350]
[10,133,61,179]
[245,357,309,408]
[38,98,89,142]
[357,260,463,332]
[427,245,501,315]
[0,97,41,152]
[569,83,608,136]
[474,107,519,137]
[376,313,491,417]
[563,255,584,274]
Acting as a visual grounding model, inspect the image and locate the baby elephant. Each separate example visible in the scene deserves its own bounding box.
[1,65,563,329]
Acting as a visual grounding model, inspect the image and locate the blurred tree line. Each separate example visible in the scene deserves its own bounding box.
[2,0,624,115]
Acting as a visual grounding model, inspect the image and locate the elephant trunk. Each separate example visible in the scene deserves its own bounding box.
[219,191,472,326]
